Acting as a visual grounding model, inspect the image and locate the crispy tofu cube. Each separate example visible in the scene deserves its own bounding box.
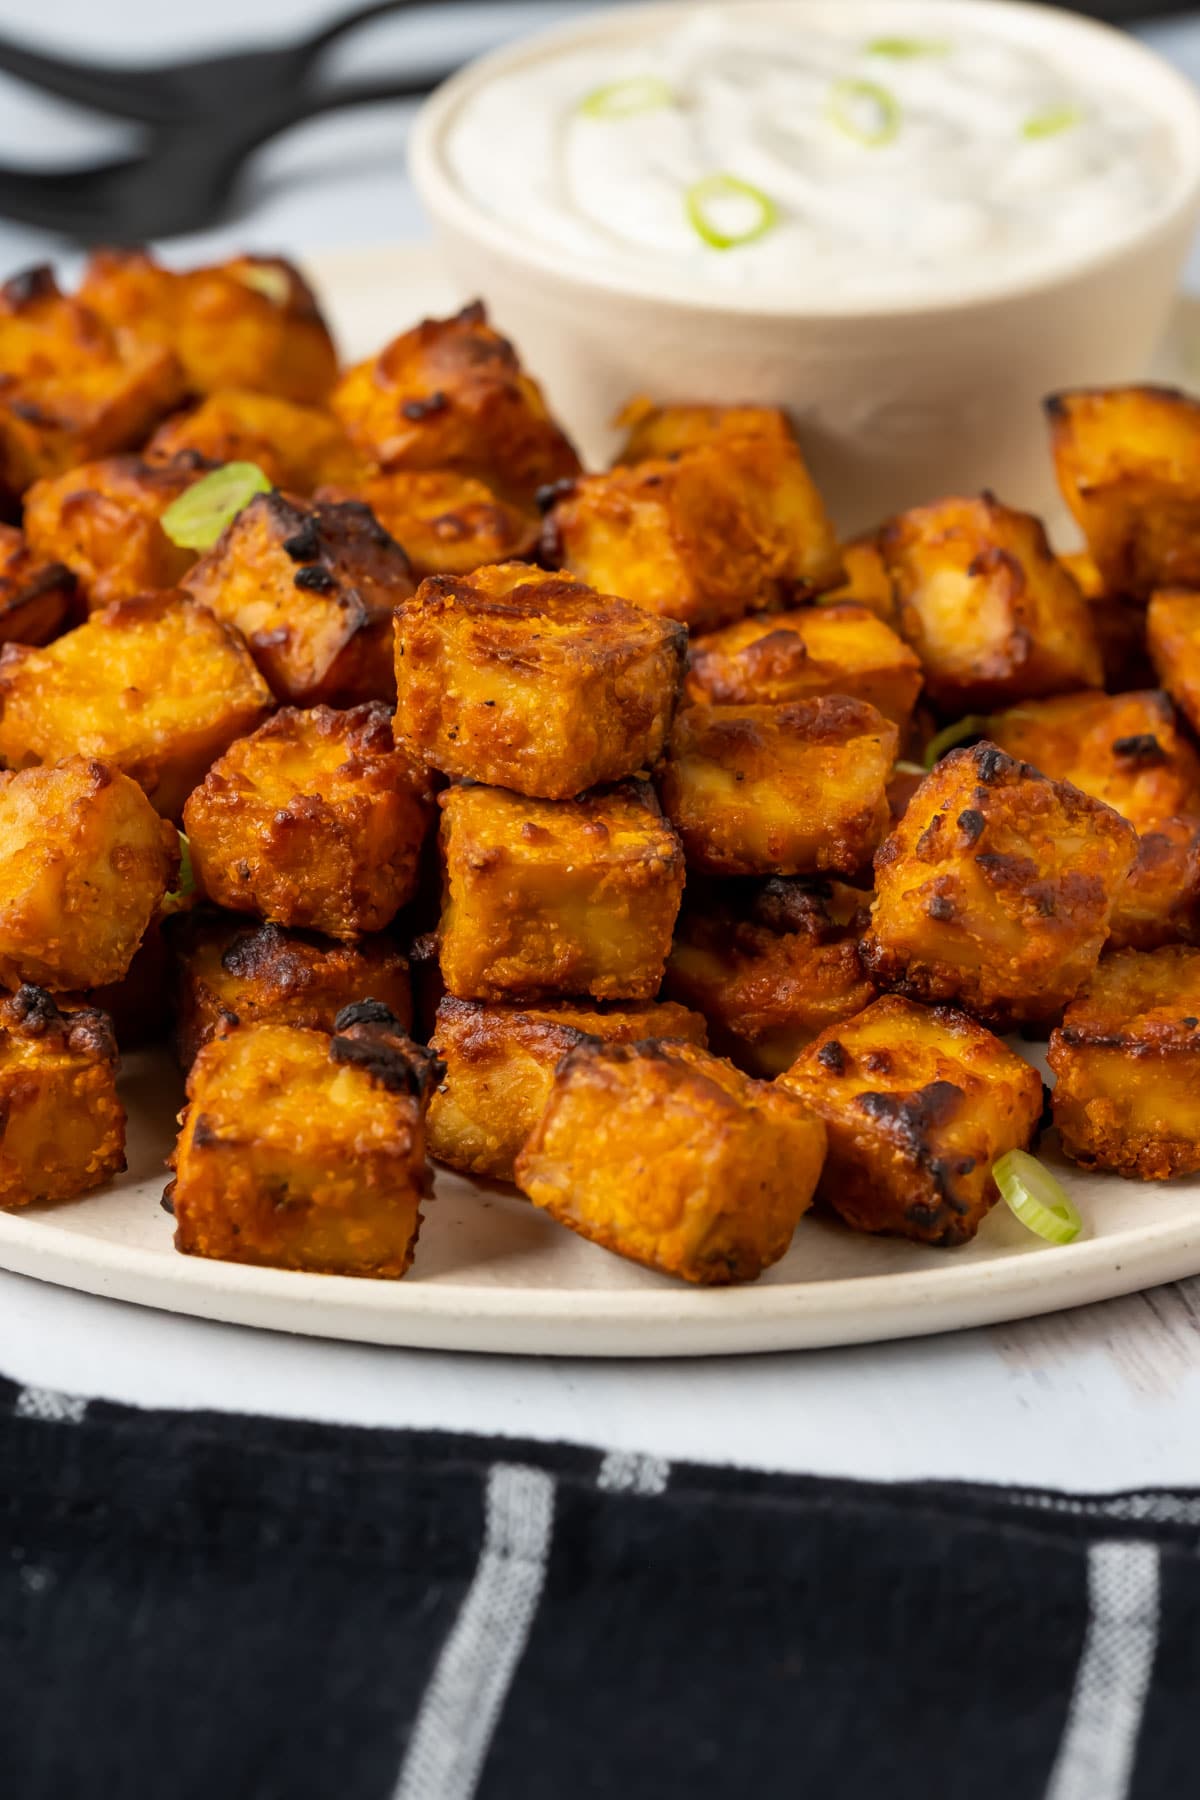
[0,757,177,991]
[0,592,273,820]
[184,703,431,940]
[613,398,796,463]
[862,743,1138,1027]
[0,265,184,504]
[881,494,1103,711]
[395,565,686,798]
[663,877,874,1076]
[78,248,338,404]
[780,995,1043,1245]
[1046,385,1200,599]
[168,910,413,1068]
[0,524,75,645]
[1108,817,1200,951]
[986,690,1200,833]
[515,1037,826,1283]
[147,389,363,493]
[22,452,213,611]
[686,602,921,728]
[427,994,707,1180]
[820,534,898,622]
[1048,946,1200,1179]
[438,780,685,1002]
[656,698,897,878]
[331,301,579,506]
[0,986,124,1209]
[318,468,539,580]
[1147,587,1200,736]
[170,1009,439,1275]
[182,491,415,707]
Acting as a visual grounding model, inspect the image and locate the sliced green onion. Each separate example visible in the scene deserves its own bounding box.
[994,1150,1082,1245]
[161,832,196,918]
[579,76,674,119]
[828,78,901,147]
[922,715,990,769]
[893,759,926,777]
[235,264,293,306]
[1022,105,1082,141]
[685,173,778,251]
[866,36,949,59]
[161,462,272,552]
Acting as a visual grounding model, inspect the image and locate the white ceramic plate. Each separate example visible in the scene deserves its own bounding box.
[1,241,1199,1359]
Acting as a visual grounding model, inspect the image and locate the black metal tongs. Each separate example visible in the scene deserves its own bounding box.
[0,1,462,240]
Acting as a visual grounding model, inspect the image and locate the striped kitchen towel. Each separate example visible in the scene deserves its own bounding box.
[2,1371,1198,1800]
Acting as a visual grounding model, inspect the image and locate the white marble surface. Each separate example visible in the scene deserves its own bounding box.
[4,0,1200,1487]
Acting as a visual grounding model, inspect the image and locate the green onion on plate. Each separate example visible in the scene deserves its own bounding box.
[579,76,674,120]
[161,832,196,918]
[994,1150,1083,1245]
[922,715,990,769]
[161,462,272,552]
[828,78,901,147]
[685,173,778,251]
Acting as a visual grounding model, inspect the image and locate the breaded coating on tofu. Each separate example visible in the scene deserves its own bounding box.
[318,468,539,580]
[1147,587,1200,737]
[613,398,796,464]
[820,534,898,623]
[686,602,921,728]
[781,995,1043,1244]
[394,565,686,798]
[147,389,362,493]
[1049,946,1200,1179]
[1108,817,1200,951]
[862,743,1137,1027]
[515,1037,827,1284]
[0,524,75,646]
[0,986,124,1210]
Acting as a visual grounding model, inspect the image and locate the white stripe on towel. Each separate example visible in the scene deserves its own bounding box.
[15,1386,86,1424]
[597,1450,670,1496]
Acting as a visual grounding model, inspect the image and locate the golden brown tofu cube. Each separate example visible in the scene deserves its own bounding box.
[0,757,177,991]
[686,602,921,728]
[862,743,1138,1028]
[820,534,898,623]
[170,1010,439,1275]
[515,1037,826,1283]
[780,995,1043,1246]
[427,994,707,1180]
[1049,946,1200,1179]
[22,452,213,611]
[395,566,686,798]
[986,689,1200,833]
[182,491,415,707]
[1046,385,1200,599]
[663,877,874,1076]
[881,494,1103,711]
[184,703,431,940]
[0,265,184,504]
[331,301,579,506]
[0,986,124,1209]
[613,398,795,463]
[0,592,273,820]
[1108,816,1200,951]
[168,910,413,1069]
[0,524,75,645]
[657,698,897,878]
[147,389,362,493]
[438,780,684,1002]
[1147,587,1200,737]
[318,468,539,581]
[78,248,337,404]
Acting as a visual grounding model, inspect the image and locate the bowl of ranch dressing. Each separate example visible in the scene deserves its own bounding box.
[411,0,1200,529]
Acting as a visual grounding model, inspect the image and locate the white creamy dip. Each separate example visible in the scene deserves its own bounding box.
[444,8,1176,302]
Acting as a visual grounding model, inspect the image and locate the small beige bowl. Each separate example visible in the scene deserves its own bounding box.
[412,0,1200,532]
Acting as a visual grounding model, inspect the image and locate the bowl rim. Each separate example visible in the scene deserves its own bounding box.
[410,0,1200,322]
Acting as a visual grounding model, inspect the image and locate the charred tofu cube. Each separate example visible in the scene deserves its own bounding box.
[147,389,362,493]
[862,743,1138,1027]
[515,1037,826,1283]
[182,491,415,707]
[427,995,707,1180]
[0,265,184,503]
[1108,817,1200,951]
[1049,947,1200,1179]
[1046,386,1200,599]
[780,995,1043,1245]
[0,524,75,646]
[184,703,431,940]
[395,565,686,798]
[170,1010,439,1275]
[0,592,273,820]
[0,986,124,1209]
[881,494,1102,711]
[686,602,921,728]
[22,452,214,611]
[657,698,897,878]
[0,757,177,991]
[168,911,413,1068]
[78,248,338,404]
[1147,587,1200,736]
[318,468,539,580]
[820,534,898,623]
[438,781,685,1002]
[331,301,579,506]
[613,398,796,463]
[663,877,874,1076]
[986,690,1200,833]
